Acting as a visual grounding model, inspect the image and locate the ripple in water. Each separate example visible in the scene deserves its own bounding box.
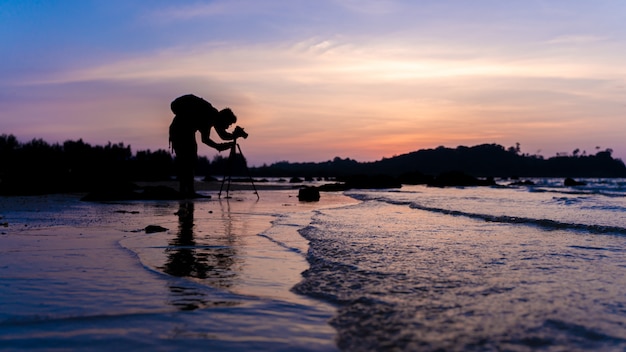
[294,199,626,351]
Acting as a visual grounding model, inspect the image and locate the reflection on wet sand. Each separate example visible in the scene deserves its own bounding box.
[161,201,240,310]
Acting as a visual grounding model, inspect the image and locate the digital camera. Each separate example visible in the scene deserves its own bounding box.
[233,126,249,139]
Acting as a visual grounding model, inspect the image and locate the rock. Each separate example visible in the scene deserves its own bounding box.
[139,186,183,200]
[564,177,586,186]
[428,171,496,187]
[397,171,434,185]
[298,186,320,201]
[341,174,402,189]
[145,225,168,233]
[509,180,535,186]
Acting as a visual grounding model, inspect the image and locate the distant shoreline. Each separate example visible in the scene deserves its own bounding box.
[1,135,624,196]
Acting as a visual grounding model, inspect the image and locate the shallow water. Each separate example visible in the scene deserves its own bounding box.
[0,190,355,351]
[2,179,626,351]
[294,179,626,351]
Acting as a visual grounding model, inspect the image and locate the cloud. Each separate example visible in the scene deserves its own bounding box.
[333,0,401,15]
[544,35,606,45]
[145,2,231,22]
[4,27,626,163]
[142,0,311,25]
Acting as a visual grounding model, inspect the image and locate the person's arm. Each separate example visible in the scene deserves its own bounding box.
[214,127,235,140]
[200,129,233,151]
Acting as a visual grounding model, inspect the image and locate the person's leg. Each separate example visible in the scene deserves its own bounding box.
[172,139,198,198]
[177,157,196,197]
[179,167,194,196]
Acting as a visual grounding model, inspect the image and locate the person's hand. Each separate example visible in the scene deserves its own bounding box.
[218,142,234,152]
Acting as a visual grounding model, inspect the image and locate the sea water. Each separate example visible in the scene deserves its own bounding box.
[1,179,626,351]
[294,178,626,351]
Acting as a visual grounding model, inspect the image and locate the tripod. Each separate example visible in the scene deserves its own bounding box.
[218,139,259,199]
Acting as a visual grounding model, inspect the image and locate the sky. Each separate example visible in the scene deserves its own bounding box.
[1,0,625,166]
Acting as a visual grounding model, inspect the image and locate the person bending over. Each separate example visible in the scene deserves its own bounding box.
[169,94,242,197]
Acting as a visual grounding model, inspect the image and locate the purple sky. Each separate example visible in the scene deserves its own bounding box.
[2,1,625,165]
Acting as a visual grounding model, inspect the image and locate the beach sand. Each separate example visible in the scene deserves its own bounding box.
[0,183,358,351]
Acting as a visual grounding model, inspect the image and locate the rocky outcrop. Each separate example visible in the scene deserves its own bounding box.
[564,177,587,186]
[81,182,204,201]
[298,186,320,201]
[428,171,495,187]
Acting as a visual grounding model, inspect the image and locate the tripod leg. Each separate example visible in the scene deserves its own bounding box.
[218,171,227,198]
[218,143,237,198]
[218,160,227,198]
[236,144,260,199]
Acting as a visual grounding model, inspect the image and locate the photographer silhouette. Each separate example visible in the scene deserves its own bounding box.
[169,94,247,198]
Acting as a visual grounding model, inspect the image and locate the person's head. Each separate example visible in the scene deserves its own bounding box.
[216,108,237,129]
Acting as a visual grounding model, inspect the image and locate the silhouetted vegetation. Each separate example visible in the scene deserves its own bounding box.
[250,143,626,179]
[1,135,624,195]
[0,134,174,195]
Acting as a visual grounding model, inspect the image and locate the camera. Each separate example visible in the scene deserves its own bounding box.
[233,126,248,139]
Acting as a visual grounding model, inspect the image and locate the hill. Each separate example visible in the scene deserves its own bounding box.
[251,144,626,178]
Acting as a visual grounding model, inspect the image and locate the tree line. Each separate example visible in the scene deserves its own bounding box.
[1,134,624,195]
[0,134,257,195]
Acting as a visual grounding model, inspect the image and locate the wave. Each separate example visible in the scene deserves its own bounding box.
[257,233,305,256]
[529,187,626,198]
[0,307,175,327]
[410,203,626,235]
[511,178,626,198]
[349,193,626,235]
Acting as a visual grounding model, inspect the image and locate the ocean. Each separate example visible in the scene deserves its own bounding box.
[1,178,625,351]
[295,178,626,351]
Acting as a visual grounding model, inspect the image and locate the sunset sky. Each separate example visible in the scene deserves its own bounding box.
[2,1,625,165]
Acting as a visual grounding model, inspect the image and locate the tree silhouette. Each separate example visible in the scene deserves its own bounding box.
[1,135,625,195]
